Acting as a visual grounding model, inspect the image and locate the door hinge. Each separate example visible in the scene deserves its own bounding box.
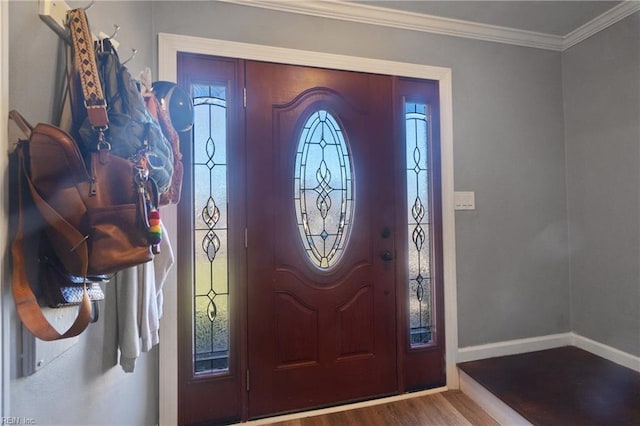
[246,369,250,391]
[243,87,247,108]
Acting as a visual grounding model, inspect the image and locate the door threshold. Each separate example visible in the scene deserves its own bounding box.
[236,386,449,425]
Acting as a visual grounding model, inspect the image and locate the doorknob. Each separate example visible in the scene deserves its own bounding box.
[380,250,394,261]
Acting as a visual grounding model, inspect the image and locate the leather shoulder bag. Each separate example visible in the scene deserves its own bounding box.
[10,8,158,340]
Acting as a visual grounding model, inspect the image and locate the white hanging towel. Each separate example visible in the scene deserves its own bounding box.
[116,222,174,372]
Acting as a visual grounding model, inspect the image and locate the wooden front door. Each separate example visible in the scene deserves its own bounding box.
[177,53,445,425]
[245,62,398,417]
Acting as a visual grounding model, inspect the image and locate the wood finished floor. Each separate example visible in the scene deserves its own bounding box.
[458,346,640,426]
[264,391,499,426]
[255,346,640,425]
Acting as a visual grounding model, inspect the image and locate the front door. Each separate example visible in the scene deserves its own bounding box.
[245,62,398,417]
[177,54,445,425]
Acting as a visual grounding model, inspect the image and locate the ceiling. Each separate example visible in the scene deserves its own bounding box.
[354,1,624,36]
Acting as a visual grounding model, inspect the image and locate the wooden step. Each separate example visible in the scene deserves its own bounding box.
[458,346,640,426]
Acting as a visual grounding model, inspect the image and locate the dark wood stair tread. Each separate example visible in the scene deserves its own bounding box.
[458,346,640,426]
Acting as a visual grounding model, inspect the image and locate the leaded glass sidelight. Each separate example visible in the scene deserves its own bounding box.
[294,110,354,270]
[406,102,433,347]
[192,83,229,374]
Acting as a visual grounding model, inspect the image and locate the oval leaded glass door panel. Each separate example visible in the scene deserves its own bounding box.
[294,109,354,270]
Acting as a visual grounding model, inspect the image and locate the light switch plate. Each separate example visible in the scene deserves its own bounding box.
[454,191,476,210]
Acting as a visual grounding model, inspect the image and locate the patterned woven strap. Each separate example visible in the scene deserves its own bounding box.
[67,8,108,129]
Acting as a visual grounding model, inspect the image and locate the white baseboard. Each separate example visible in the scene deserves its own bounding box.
[457,333,572,363]
[458,370,532,426]
[456,332,640,373]
[570,334,640,373]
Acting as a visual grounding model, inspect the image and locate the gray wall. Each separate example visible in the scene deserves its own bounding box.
[563,12,640,357]
[8,1,638,424]
[8,2,158,425]
[151,1,571,347]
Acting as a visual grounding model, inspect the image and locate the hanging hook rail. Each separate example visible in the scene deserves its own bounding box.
[40,0,133,63]
[39,0,72,42]
[39,0,95,42]
[40,0,123,49]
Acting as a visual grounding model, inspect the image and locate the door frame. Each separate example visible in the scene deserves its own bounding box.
[158,33,458,425]
[1,0,9,417]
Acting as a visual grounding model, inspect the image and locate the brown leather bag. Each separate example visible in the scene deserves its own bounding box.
[25,120,154,276]
[10,111,155,340]
[10,8,161,340]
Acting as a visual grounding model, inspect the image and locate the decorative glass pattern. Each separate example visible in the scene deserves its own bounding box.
[406,102,433,346]
[294,110,354,269]
[192,84,230,373]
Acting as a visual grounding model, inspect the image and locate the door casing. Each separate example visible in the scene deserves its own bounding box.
[158,33,458,426]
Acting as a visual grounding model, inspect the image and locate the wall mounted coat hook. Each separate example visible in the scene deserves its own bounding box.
[109,24,120,39]
[122,48,138,65]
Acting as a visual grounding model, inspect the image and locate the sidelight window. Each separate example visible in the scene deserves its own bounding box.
[192,83,230,374]
[406,102,434,346]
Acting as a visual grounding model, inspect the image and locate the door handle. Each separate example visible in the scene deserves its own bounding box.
[380,250,394,262]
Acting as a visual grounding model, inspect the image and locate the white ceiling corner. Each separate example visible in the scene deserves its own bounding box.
[219,0,640,51]
[563,1,640,50]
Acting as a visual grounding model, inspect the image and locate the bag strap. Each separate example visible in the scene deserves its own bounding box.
[7,9,101,341]
[67,8,109,130]
[11,136,92,341]
[8,110,33,139]
[57,44,75,134]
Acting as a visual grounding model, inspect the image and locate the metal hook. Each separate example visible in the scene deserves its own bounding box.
[109,24,121,39]
[84,1,96,10]
[122,48,138,65]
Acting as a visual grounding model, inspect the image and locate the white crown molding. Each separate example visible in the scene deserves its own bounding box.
[220,0,564,50]
[219,0,640,51]
[563,0,640,50]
